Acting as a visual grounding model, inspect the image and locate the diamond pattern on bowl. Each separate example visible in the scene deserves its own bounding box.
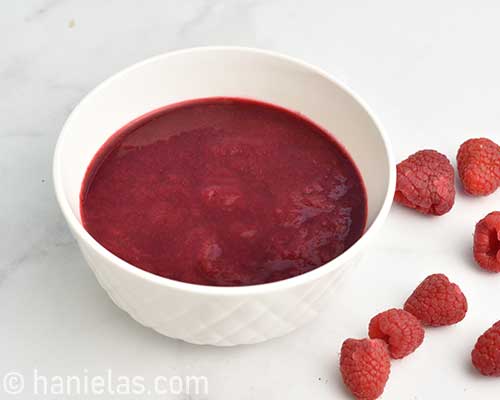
[80,244,353,345]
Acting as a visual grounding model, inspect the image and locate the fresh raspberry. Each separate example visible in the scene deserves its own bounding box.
[368,308,425,359]
[471,321,500,376]
[394,150,455,216]
[457,138,500,196]
[404,274,467,326]
[340,338,390,400]
[473,211,500,272]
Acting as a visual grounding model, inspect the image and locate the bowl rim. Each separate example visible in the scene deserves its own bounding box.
[53,46,396,296]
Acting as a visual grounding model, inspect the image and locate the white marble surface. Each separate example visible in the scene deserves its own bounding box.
[2,1,500,399]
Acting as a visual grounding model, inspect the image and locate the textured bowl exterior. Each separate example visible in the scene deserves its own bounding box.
[77,230,355,345]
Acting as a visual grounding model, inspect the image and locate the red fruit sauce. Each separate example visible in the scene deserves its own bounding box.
[80,98,367,286]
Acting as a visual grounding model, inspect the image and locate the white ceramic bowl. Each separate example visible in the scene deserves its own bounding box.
[53,47,395,346]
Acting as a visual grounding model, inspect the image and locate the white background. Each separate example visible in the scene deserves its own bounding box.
[2,1,500,399]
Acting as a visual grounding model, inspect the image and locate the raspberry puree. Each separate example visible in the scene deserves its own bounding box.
[80,98,367,286]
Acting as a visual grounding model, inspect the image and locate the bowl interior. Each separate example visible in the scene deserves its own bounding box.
[56,48,392,238]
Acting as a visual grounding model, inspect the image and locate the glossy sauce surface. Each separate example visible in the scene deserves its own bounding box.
[81,98,367,286]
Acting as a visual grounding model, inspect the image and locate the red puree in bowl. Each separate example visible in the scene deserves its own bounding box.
[80,98,367,286]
